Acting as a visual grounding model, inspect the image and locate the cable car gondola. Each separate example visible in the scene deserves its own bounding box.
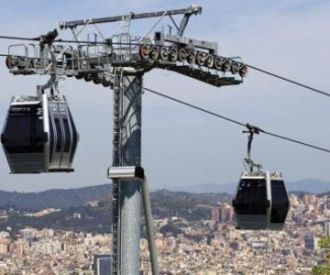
[232,125,290,230]
[1,92,78,174]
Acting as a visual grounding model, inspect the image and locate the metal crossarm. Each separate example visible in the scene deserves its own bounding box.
[59,6,202,29]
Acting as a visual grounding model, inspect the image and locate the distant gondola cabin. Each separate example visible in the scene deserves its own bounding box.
[232,171,290,230]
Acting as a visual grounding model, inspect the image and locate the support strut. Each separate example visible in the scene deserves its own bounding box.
[112,70,143,275]
[243,124,263,172]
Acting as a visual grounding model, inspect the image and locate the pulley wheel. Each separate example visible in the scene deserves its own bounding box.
[196,51,206,66]
[93,78,101,84]
[187,51,196,64]
[231,62,240,74]
[149,46,160,60]
[222,59,231,72]
[84,74,93,82]
[160,47,169,61]
[239,65,248,77]
[214,56,224,70]
[5,56,17,69]
[178,48,188,62]
[168,47,178,62]
[205,55,214,68]
[139,45,150,59]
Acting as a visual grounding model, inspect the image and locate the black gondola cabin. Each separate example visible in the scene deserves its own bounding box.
[1,94,78,173]
[232,171,290,230]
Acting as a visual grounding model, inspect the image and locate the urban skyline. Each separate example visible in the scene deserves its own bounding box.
[0,193,327,274]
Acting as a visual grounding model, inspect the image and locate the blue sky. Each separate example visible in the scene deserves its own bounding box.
[0,1,329,192]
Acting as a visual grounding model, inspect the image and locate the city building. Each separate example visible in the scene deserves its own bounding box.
[325,221,330,237]
[93,254,112,275]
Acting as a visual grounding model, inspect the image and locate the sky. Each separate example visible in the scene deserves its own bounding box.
[0,0,329,192]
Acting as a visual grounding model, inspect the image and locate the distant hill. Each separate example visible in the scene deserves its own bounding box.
[151,189,231,220]
[169,183,235,194]
[0,178,327,211]
[0,180,327,233]
[0,189,232,234]
[0,185,232,212]
[0,184,111,210]
[169,178,330,194]
[287,179,330,194]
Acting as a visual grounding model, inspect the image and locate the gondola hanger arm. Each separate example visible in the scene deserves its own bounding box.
[243,123,264,172]
[243,123,264,135]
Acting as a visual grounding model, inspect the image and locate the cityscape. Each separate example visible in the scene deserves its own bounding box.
[0,192,327,274]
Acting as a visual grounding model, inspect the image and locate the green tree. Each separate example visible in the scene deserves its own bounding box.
[312,237,330,275]
[312,265,330,275]
[319,238,330,250]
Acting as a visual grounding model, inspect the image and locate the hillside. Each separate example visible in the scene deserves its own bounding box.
[151,190,231,220]
[0,189,231,234]
[170,178,330,194]
[0,180,326,234]
[0,178,327,211]
[0,184,111,210]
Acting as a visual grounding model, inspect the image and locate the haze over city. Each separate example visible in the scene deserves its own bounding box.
[0,0,329,192]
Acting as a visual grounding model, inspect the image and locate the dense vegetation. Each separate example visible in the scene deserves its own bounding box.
[313,237,330,275]
[0,204,112,236]
[0,184,111,210]
[0,188,231,235]
[151,190,231,220]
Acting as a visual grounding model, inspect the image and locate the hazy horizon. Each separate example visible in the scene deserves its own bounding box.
[0,178,327,195]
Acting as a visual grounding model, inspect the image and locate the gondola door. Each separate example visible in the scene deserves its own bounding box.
[270,177,290,230]
[48,101,64,171]
[58,101,72,170]
[47,96,77,172]
[233,174,271,230]
[1,96,47,173]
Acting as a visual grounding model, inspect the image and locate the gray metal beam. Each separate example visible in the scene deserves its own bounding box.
[164,34,218,53]
[141,177,159,275]
[177,14,190,36]
[112,72,121,274]
[112,72,143,275]
[59,5,202,29]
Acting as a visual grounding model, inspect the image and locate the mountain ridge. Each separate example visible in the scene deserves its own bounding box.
[0,178,327,210]
[0,184,111,210]
[168,178,330,194]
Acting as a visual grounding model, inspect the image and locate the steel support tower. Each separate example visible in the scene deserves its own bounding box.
[4,5,247,274]
[112,72,143,273]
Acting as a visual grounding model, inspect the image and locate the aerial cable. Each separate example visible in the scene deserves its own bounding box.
[143,87,246,127]
[143,87,330,154]
[0,34,141,46]
[0,55,328,152]
[245,63,330,98]
[1,35,330,98]
[0,35,35,42]
[0,50,328,153]
[1,34,330,97]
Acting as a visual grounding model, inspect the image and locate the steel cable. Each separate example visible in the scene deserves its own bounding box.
[143,86,330,154]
